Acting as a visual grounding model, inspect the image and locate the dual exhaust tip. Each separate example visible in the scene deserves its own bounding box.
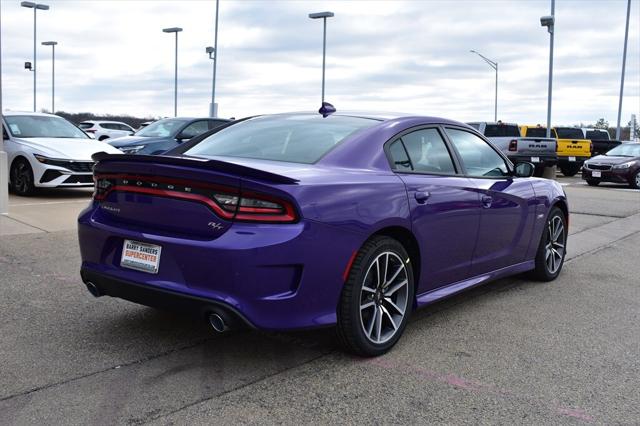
[85,281,230,333]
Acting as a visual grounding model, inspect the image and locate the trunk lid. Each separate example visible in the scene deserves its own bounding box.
[92,154,299,240]
[516,137,557,155]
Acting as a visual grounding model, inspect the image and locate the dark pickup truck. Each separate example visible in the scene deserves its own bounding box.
[581,128,622,156]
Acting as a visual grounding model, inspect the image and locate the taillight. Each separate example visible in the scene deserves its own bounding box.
[93,174,298,223]
[85,129,97,133]
[508,140,518,151]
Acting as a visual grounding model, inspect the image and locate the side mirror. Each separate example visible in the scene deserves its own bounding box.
[514,162,535,178]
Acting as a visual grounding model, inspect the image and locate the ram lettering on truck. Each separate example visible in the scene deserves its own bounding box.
[468,121,557,176]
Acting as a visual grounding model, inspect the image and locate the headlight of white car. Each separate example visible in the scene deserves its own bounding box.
[119,145,145,154]
[612,161,634,170]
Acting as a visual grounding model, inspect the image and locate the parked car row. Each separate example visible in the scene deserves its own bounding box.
[1,112,229,195]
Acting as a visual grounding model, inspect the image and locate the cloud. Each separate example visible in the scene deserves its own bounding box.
[0,0,637,126]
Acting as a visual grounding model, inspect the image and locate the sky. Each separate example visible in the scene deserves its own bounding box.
[0,0,638,126]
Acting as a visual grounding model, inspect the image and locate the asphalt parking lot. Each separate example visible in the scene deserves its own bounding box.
[1,176,638,425]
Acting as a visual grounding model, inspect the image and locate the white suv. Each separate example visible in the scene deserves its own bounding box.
[78,120,135,141]
[2,112,121,195]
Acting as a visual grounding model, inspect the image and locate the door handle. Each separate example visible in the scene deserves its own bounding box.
[481,195,493,208]
[414,191,430,204]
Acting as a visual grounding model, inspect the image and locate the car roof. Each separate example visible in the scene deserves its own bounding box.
[256,111,464,127]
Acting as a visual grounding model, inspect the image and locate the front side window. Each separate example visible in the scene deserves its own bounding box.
[446,128,509,177]
[4,115,88,139]
[185,114,377,164]
[180,121,210,138]
[399,128,456,174]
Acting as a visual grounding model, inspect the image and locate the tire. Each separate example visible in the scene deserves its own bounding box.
[98,135,110,141]
[9,158,36,196]
[530,207,567,281]
[559,163,581,177]
[337,236,415,357]
[630,171,640,190]
[586,179,600,187]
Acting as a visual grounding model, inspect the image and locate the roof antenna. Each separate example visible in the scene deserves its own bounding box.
[319,102,336,118]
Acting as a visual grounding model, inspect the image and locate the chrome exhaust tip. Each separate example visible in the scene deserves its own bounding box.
[86,282,102,298]
[208,313,228,333]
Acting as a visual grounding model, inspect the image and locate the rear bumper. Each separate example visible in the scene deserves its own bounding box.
[558,156,589,164]
[581,168,634,184]
[508,155,557,167]
[78,204,365,331]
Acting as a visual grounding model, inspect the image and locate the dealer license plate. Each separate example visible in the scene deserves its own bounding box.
[592,171,602,178]
[121,240,162,274]
[531,157,540,163]
[569,156,576,162]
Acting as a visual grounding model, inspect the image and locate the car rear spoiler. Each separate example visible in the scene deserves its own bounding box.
[92,152,299,184]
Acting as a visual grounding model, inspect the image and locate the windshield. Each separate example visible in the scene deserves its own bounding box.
[4,115,88,139]
[136,118,187,137]
[586,130,609,140]
[185,114,378,164]
[484,124,520,137]
[606,143,640,157]
[555,127,584,139]
[524,127,548,137]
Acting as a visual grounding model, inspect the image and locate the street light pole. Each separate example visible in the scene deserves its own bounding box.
[541,1,555,139]
[309,11,334,105]
[42,41,57,113]
[210,0,219,118]
[163,27,183,117]
[470,50,498,121]
[615,0,631,141]
[21,2,49,112]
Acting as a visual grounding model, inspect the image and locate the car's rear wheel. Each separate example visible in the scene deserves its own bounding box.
[586,179,600,186]
[337,236,414,357]
[630,171,640,190]
[559,163,581,177]
[10,158,36,196]
[98,135,110,141]
[530,207,567,281]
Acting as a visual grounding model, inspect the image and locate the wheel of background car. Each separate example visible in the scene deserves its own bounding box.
[559,163,581,177]
[99,135,110,141]
[631,171,640,190]
[586,179,600,187]
[10,158,36,196]
[337,236,414,357]
[530,206,567,281]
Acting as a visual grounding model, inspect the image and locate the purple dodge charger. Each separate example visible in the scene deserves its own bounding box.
[78,112,568,356]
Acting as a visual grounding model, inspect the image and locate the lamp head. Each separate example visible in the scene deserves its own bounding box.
[42,41,57,46]
[309,11,334,19]
[206,46,215,54]
[162,27,183,33]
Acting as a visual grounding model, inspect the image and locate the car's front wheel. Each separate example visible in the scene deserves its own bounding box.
[337,236,414,357]
[530,207,567,281]
[10,158,36,196]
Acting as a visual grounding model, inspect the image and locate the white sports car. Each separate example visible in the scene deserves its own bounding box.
[2,111,121,196]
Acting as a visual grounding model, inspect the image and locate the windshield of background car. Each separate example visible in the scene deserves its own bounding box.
[525,127,548,137]
[185,114,379,164]
[5,115,88,139]
[586,130,609,140]
[606,144,640,157]
[555,128,584,139]
[136,118,188,137]
[484,124,520,137]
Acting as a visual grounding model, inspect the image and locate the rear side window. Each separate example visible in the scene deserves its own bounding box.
[388,140,412,171]
[484,124,520,137]
[400,129,456,174]
[186,114,377,164]
[524,127,548,137]
[446,128,509,177]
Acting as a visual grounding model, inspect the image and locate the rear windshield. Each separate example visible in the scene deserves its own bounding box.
[524,127,548,137]
[185,114,378,164]
[555,127,584,139]
[586,130,609,140]
[78,122,93,129]
[484,124,520,137]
